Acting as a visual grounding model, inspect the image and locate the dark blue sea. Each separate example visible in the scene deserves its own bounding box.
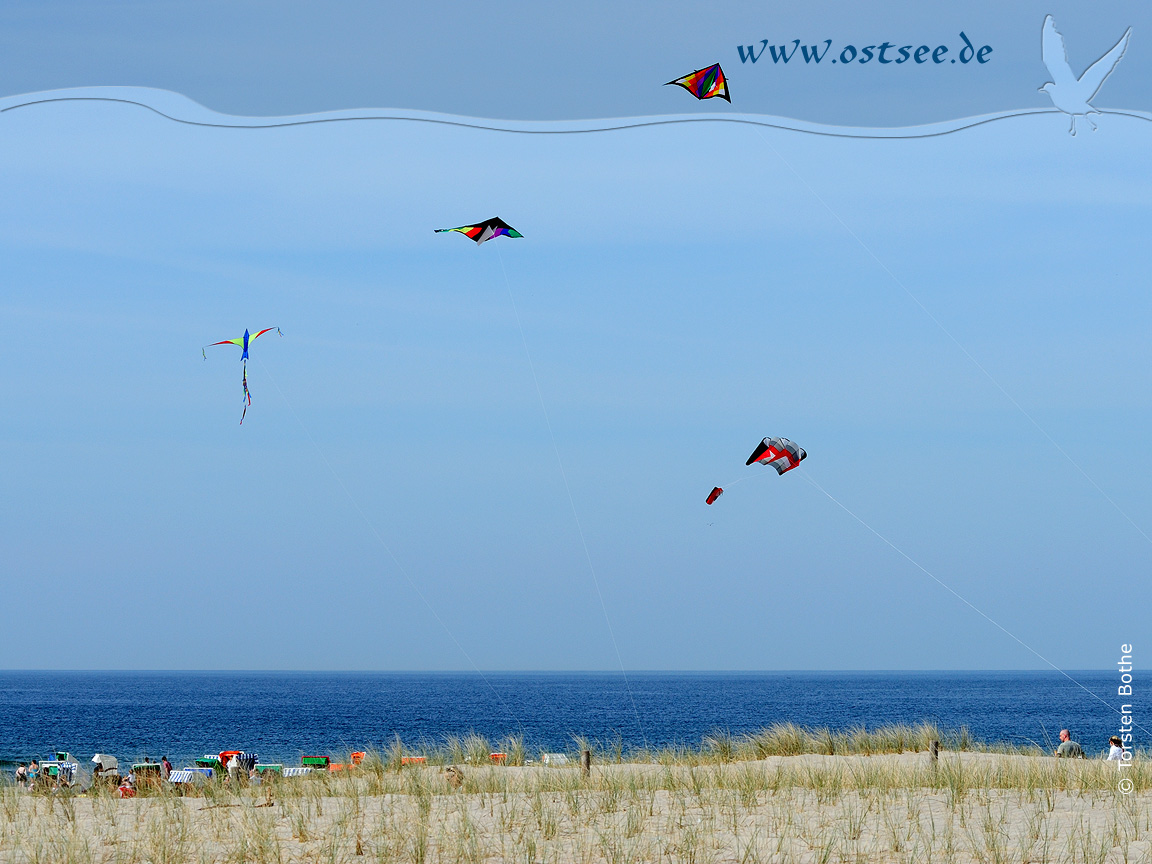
[0,671,1132,767]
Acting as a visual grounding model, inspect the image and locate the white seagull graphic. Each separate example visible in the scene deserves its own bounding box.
[1039,15,1131,135]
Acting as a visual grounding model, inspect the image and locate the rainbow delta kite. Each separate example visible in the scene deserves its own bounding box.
[434,217,523,245]
[203,327,281,425]
[666,63,731,102]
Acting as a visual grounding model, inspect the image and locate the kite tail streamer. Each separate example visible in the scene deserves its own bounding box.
[241,362,251,424]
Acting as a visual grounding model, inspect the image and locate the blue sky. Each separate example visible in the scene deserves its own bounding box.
[0,0,1147,123]
[0,3,1149,672]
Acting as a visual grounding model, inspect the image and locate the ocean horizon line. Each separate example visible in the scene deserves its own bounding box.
[0,668,1099,675]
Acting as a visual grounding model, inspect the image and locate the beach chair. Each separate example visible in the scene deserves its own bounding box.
[132,762,164,791]
[489,753,507,763]
[301,756,330,769]
[38,761,62,788]
[168,769,208,794]
[282,767,312,778]
[91,754,119,787]
[195,755,223,775]
[350,752,365,766]
[542,753,569,766]
[254,764,283,776]
[400,756,426,765]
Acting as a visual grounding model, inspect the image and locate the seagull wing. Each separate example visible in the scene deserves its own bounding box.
[1041,16,1077,88]
[1077,26,1131,102]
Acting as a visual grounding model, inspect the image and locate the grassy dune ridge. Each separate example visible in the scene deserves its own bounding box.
[2,724,1147,863]
[356,721,1096,767]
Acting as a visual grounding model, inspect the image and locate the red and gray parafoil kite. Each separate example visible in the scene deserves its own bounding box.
[705,436,806,504]
[746,437,806,475]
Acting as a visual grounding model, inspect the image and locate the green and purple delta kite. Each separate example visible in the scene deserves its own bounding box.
[203,327,281,424]
[434,217,522,245]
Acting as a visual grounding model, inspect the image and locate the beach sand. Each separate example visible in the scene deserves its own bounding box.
[2,752,1147,863]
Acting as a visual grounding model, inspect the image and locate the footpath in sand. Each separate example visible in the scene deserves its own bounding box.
[2,752,1148,863]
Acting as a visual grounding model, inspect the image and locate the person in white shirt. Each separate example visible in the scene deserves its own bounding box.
[1107,736,1127,760]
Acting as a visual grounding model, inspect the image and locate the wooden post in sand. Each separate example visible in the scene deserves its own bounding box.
[930,740,939,765]
[581,750,591,778]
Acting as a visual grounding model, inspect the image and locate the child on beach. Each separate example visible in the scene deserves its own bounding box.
[1107,736,1127,760]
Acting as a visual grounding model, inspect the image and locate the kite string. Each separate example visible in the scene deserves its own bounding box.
[495,244,649,749]
[255,356,528,738]
[737,120,1146,732]
[742,117,1152,550]
[710,472,758,497]
[797,466,1151,737]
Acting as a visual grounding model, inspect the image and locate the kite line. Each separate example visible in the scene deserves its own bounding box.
[494,244,649,748]
[798,467,1150,737]
[743,119,1152,550]
[733,116,1148,726]
[255,356,529,737]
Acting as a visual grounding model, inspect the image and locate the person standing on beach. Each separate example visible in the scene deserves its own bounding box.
[1055,729,1085,758]
[161,756,172,779]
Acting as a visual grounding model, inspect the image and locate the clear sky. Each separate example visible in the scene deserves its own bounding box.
[0,3,1148,671]
[0,0,1147,124]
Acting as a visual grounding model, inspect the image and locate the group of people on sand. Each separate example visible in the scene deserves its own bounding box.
[1052,728,1129,760]
[12,755,175,793]
[13,761,38,788]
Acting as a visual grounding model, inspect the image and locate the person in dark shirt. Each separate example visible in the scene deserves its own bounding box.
[1055,729,1085,758]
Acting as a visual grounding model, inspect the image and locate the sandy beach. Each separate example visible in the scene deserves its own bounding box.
[3,751,1147,863]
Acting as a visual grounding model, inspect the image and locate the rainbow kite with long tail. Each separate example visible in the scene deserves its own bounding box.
[203,327,281,424]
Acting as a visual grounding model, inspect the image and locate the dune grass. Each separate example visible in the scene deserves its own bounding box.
[2,727,1147,863]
